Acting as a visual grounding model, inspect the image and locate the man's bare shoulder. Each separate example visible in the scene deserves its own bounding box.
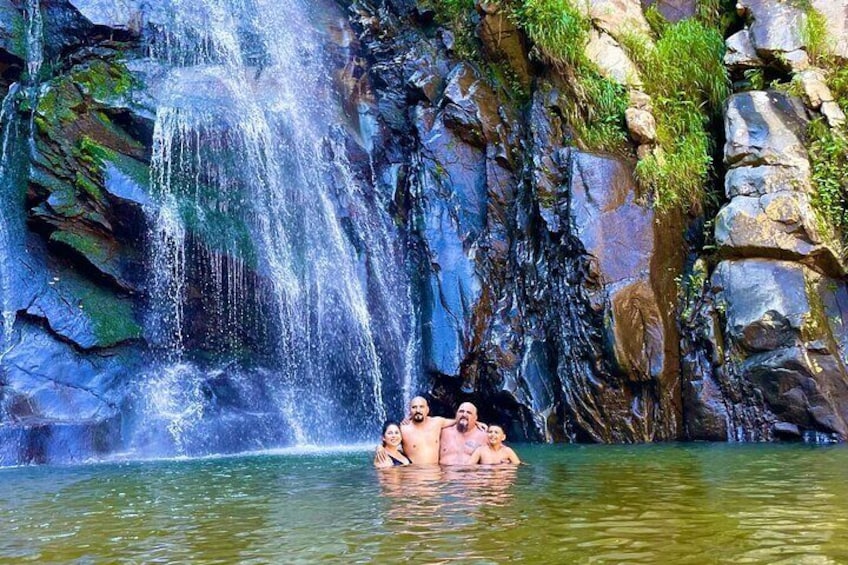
[438,420,460,431]
[471,427,488,441]
[429,416,456,429]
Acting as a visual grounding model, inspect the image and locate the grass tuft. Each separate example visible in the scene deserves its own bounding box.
[797,3,848,245]
[622,18,729,212]
[507,0,630,154]
[801,3,831,67]
[423,0,730,211]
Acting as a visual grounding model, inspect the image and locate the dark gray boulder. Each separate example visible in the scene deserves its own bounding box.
[709,259,848,440]
[0,319,142,464]
[724,91,809,170]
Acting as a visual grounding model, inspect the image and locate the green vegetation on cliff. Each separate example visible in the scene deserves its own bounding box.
[797,5,848,243]
[512,0,588,67]
[801,2,830,67]
[508,0,630,153]
[807,70,848,239]
[429,0,474,21]
[424,0,730,212]
[623,17,729,212]
[425,0,629,153]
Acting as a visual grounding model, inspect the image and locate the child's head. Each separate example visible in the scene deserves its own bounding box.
[487,425,506,447]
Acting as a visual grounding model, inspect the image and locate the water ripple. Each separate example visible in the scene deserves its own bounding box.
[0,445,847,563]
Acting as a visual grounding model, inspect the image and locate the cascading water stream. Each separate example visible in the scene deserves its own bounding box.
[0,0,44,350]
[136,0,415,453]
[0,86,20,347]
[24,0,43,83]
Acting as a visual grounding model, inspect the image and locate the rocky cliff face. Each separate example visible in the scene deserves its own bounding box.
[682,0,848,442]
[341,0,691,442]
[0,0,846,464]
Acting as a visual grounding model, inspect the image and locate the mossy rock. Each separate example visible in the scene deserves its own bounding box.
[177,196,258,268]
[74,276,142,347]
[0,0,25,61]
[49,228,136,290]
[26,265,142,349]
[35,78,85,126]
[31,58,147,228]
[72,58,136,106]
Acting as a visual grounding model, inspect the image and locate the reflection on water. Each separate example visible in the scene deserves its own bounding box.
[377,465,518,541]
[1,444,847,564]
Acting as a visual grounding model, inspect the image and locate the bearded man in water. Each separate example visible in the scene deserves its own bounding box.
[439,402,488,465]
[399,396,457,465]
[399,396,489,465]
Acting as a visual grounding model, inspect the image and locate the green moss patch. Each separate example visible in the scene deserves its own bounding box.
[76,279,142,347]
[50,229,112,268]
[72,58,136,104]
[35,79,84,126]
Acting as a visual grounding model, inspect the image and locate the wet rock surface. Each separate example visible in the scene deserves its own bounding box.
[686,48,848,442]
[641,0,697,23]
[1,0,848,464]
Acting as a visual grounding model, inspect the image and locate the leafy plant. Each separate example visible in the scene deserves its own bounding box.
[422,0,478,59]
[808,119,848,241]
[622,18,729,212]
[800,2,831,66]
[828,66,848,114]
[561,72,629,153]
[423,0,731,210]
[800,6,848,244]
[696,0,741,35]
[503,0,630,153]
[510,0,591,68]
[426,0,475,21]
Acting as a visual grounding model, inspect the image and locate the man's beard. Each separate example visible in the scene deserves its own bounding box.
[456,420,468,432]
[412,413,425,422]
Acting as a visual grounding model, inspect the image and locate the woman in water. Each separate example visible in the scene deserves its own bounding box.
[373,421,412,468]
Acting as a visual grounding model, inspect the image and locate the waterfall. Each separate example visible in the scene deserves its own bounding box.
[0,0,44,350]
[136,0,414,452]
[24,0,43,84]
[0,86,20,347]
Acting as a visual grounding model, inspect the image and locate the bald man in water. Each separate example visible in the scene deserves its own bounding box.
[399,396,457,465]
[439,402,489,465]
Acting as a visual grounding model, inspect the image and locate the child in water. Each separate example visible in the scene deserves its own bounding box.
[470,425,520,465]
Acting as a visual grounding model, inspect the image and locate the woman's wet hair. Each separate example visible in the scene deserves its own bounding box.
[381,420,401,446]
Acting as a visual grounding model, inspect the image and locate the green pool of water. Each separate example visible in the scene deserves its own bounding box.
[1,444,847,564]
